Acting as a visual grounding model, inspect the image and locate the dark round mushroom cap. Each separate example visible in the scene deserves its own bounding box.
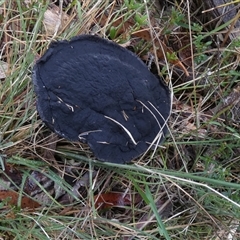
[32,35,171,164]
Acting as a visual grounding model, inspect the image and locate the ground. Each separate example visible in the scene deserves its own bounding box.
[0,0,240,239]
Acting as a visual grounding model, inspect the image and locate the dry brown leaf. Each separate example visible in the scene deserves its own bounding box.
[0,61,9,79]
[94,192,141,210]
[43,4,70,36]
[0,164,22,190]
[0,190,41,209]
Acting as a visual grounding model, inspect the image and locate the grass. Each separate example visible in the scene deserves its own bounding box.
[0,0,240,239]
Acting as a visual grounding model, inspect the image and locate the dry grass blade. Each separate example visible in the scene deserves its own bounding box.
[104,115,137,145]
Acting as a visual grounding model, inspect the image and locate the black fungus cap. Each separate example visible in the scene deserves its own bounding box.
[32,35,171,164]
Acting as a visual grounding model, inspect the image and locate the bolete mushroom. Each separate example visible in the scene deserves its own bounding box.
[32,35,171,164]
